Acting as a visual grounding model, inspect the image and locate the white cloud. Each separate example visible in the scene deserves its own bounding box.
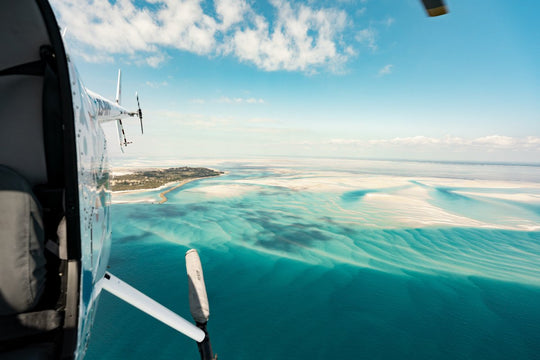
[368,136,443,146]
[51,0,354,73]
[355,27,377,51]
[247,117,280,124]
[145,54,168,68]
[189,96,265,104]
[384,17,395,27]
[227,0,350,72]
[325,135,540,151]
[215,0,249,30]
[245,98,265,104]
[356,7,367,16]
[74,51,114,64]
[472,135,515,147]
[327,139,360,145]
[378,64,393,76]
[217,96,265,104]
[157,111,235,129]
[52,0,217,57]
[145,80,168,88]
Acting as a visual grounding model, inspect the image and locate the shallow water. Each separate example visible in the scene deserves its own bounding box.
[86,159,540,359]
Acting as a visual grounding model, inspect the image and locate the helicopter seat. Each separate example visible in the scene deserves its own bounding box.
[0,165,47,316]
[0,66,64,360]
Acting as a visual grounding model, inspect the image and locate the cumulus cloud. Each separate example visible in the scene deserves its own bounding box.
[144,54,168,68]
[247,117,280,124]
[356,7,367,16]
[51,0,354,72]
[218,96,265,104]
[245,98,265,104]
[153,111,293,136]
[355,27,377,51]
[378,64,393,76]
[227,0,350,71]
[215,0,249,30]
[189,96,265,104]
[145,80,168,88]
[323,135,540,151]
[53,0,217,56]
[384,17,395,27]
[157,111,235,128]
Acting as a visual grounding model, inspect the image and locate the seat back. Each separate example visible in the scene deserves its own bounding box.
[0,75,48,186]
[0,0,51,187]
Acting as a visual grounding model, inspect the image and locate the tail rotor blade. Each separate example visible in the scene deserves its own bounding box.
[136,92,144,134]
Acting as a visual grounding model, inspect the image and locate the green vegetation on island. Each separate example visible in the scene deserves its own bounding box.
[110,167,223,191]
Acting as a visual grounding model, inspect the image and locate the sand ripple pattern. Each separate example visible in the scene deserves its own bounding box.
[112,163,540,286]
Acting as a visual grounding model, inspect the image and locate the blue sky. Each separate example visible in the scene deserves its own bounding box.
[50,0,540,163]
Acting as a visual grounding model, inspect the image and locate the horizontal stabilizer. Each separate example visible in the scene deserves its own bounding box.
[116,119,128,152]
[136,92,143,134]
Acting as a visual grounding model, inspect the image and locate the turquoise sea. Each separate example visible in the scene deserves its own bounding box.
[86,159,540,359]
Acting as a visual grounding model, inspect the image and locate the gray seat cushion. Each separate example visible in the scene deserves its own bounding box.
[0,310,62,341]
[0,166,46,315]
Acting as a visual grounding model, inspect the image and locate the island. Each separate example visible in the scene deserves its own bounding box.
[110,167,223,203]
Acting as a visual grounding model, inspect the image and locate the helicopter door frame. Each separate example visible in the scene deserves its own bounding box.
[36,0,82,357]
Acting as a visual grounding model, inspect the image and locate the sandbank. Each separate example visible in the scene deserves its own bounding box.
[111,178,207,204]
[158,177,204,204]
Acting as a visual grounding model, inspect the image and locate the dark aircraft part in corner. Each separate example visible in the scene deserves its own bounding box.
[421,0,449,17]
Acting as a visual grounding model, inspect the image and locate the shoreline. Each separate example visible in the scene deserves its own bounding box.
[111,181,181,195]
[112,173,224,204]
[158,177,203,204]
[110,167,226,195]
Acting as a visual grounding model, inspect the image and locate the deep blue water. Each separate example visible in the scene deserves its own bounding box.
[86,160,540,359]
